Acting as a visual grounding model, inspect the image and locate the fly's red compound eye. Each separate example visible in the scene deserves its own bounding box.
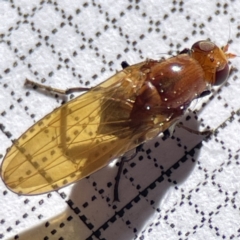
[214,61,229,86]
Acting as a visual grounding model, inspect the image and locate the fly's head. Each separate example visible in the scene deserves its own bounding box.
[191,40,235,86]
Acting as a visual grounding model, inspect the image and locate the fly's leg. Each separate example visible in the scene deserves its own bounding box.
[114,129,171,202]
[121,61,129,69]
[179,48,190,55]
[114,144,143,202]
[162,129,171,140]
[177,123,212,136]
[196,90,211,98]
[25,61,130,94]
[25,79,91,95]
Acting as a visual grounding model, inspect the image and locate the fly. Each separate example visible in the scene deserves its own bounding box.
[0,40,235,201]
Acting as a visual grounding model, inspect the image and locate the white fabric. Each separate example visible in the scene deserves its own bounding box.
[0,0,240,239]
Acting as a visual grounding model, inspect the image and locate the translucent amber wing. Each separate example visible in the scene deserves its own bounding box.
[1,62,151,195]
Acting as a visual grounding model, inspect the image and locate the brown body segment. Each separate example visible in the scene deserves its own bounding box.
[130,55,206,125]
[0,40,235,195]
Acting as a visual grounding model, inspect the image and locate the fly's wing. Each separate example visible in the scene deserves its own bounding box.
[1,62,156,195]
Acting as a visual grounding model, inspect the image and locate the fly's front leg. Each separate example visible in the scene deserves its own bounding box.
[25,79,91,95]
[114,144,143,202]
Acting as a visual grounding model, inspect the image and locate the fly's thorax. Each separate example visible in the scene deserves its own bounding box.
[128,55,209,129]
[140,55,207,110]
